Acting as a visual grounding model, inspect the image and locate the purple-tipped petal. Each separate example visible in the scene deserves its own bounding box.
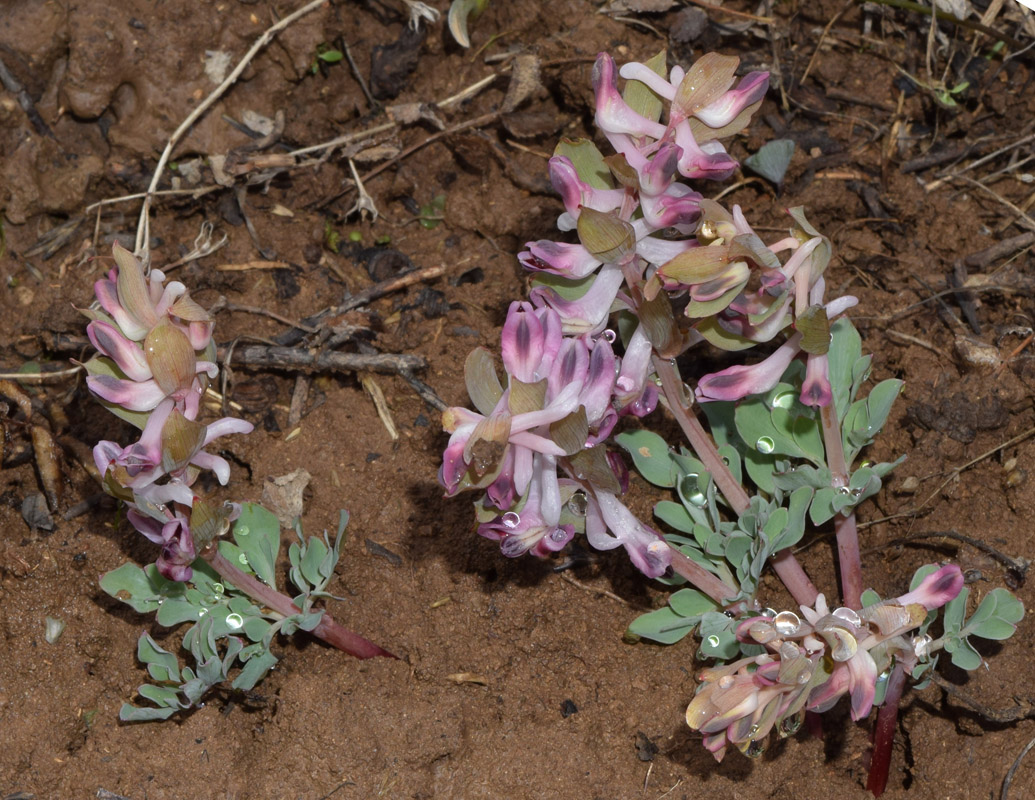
[87,374,169,412]
[800,353,832,407]
[519,240,602,279]
[592,53,667,140]
[87,321,152,382]
[501,302,546,383]
[614,324,657,416]
[529,263,625,335]
[673,122,739,181]
[696,333,802,402]
[694,72,769,129]
[895,564,964,611]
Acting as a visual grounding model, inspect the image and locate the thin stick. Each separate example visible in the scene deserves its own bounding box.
[218,343,426,375]
[0,365,83,383]
[801,0,853,84]
[940,175,1035,233]
[1003,735,1035,800]
[85,186,222,214]
[134,0,328,257]
[863,0,1025,50]
[558,572,632,607]
[862,425,1035,525]
[683,0,773,23]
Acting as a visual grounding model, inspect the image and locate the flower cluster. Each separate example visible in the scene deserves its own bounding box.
[83,244,253,580]
[686,565,964,760]
[442,51,774,577]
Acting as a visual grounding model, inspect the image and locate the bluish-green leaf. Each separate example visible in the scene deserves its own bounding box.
[966,588,1024,640]
[668,588,720,618]
[744,139,795,185]
[655,500,695,533]
[615,430,676,487]
[627,606,697,644]
[137,633,180,683]
[232,503,281,588]
[947,637,982,670]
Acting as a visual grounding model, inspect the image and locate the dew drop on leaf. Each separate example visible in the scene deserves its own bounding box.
[755,436,775,454]
[226,613,244,630]
[567,492,588,516]
[501,511,521,529]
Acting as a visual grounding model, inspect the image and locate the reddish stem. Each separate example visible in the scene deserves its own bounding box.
[771,549,819,606]
[866,662,907,797]
[653,356,817,604]
[819,401,864,609]
[667,546,740,607]
[202,546,396,660]
[834,511,864,610]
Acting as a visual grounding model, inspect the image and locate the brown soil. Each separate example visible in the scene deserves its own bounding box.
[2,1,1034,798]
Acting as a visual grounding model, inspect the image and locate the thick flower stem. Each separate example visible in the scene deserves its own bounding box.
[653,356,750,513]
[653,355,818,605]
[202,546,397,660]
[668,546,740,607]
[866,662,906,797]
[820,402,863,609]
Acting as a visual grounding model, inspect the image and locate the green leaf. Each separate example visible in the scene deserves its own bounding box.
[232,503,281,588]
[655,500,695,533]
[554,138,613,190]
[100,562,166,613]
[809,486,837,525]
[668,588,720,618]
[827,318,862,422]
[156,598,201,627]
[966,588,1024,640]
[771,486,812,551]
[943,587,969,636]
[627,606,697,644]
[861,588,882,607]
[615,430,676,487]
[623,49,667,124]
[947,637,982,670]
[233,648,279,691]
[317,49,344,63]
[744,139,795,185]
[137,633,181,683]
[528,271,596,302]
[119,702,179,722]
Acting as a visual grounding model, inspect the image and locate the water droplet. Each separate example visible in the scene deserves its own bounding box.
[721,456,731,466]
[238,553,249,566]
[226,613,244,630]
[549,528,568,543]
[913,634,933,659]
[212,583,225,595]
[706,634,721,648]
[723,610,737,619]
[755,436,775,455]
[602,329,617,343]
[772,391,795,409]
[761,607,777,618]
[567,492,588,516]
[501,511,521,529]
[837,485,853,496]
[774,611,801,636]
[860,460,871,469]
[236,526,250,537]
[652,376,663,387]
[718,675,735,689]
[778,710,805,738]
[832,607,861,627]
[198,608,208,617]
[743,738,767,758]
[680,474,706,507]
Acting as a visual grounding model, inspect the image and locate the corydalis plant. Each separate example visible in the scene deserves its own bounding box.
[84,244,394,719]
[440,50,1023,795]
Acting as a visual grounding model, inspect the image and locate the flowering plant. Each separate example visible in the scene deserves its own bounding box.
[440,50,1023,794]
[83,244,393,720]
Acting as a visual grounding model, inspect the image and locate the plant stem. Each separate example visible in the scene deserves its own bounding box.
[653,355,818,605]
[202,546,397,660]
[819,402,863,609]
[866,662,907,797]
[770,550,819,606]
[667,546,741,607]
[653,355,750,514]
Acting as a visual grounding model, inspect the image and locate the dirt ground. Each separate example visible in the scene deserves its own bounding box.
[1,0,1034,798]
